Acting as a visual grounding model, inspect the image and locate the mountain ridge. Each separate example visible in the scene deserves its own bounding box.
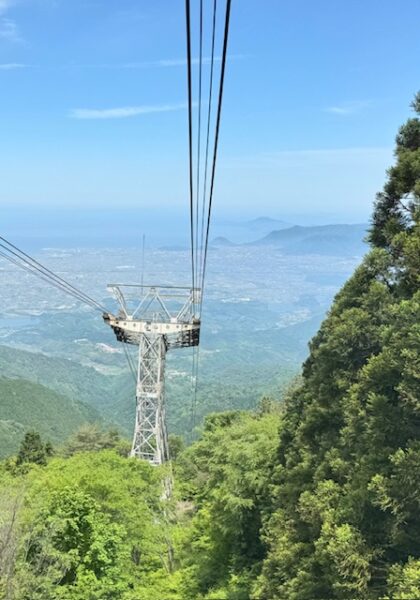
[211,223,369,255]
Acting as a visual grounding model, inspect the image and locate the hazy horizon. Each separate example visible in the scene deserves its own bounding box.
[1,206,370,249]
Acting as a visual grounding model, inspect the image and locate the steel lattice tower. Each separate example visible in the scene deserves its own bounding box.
[103,285,200,465]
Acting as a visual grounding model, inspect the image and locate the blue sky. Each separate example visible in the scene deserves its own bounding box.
[0,0,419,224]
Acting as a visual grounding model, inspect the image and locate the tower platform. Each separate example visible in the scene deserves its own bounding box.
[103,285,200,464]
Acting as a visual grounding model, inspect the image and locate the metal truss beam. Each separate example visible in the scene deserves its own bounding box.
[103,284,200,466]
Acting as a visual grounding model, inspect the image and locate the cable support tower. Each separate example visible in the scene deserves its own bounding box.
[103,285,201,464]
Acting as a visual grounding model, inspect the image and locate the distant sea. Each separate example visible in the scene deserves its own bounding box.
[2,208,192,249]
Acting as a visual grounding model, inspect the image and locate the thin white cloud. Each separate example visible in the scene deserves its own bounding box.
[157,55,237,67]
[0,61,25,69]
[134,57,218,68]
[0,16,21,41]
[0,0,14,15]
[70,102,189,120]
[66,54,245,70]
[158,57,205,68]
[325,100,373,116]
[0,0,25,43]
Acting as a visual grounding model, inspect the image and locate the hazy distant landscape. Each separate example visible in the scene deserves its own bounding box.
[0,217,368,455]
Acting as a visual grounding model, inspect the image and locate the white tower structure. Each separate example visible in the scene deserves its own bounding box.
[103,285,200,465]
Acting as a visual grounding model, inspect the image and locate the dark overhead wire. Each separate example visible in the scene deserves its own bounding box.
[0,249,87,304]
[200,0,232,306]
[199,0,217,288]
[195,0,204,294]
[122,342,137,383]
[0,236,107,312]
[184,0,231,434]
[189,345,198,435]
[185,0,231,312]
[185,0,196,298]
[0,243,98,309]
[0,247,99,310]
[187,0,205,436]
[0,235,105,310]
[191,0,205,435]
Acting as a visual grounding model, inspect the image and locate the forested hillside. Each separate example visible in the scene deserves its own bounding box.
[0,94,418,599]
[0,378,100,457]
[0,345,130,426]
[253,92,420,599]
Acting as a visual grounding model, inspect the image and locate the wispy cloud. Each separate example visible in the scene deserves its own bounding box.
[70,102,189,120]
[325,100,373,116]
[0,61,25,69]
[0,1,23,43]
[0,16,21,41]
[123,56,219,68]
[156,55,244,68]
[65,54,245,70]
[0,0,14,15]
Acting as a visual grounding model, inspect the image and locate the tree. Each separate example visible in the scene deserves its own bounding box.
[63,424,122,456]
[176,409,281,599]
[16,431,50,466]
[17,486,129,600]
[386,558,420,599]
[168,434,185,461]
[370,91,420,249]
[0,479,23,600]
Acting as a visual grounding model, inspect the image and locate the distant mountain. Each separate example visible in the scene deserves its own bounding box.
[0,377,101,457]
[211,236,236,246]
[211,216,291,244]
[250,224,368,256]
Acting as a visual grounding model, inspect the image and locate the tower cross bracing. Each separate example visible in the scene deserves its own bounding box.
[103,285,200,465]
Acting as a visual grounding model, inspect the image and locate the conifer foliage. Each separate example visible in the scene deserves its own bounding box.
[16,431,52,466]
[254,93,420,599]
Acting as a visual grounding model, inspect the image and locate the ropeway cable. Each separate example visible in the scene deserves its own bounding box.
[185,0,232,432]
[122,342,137,384]
[0,246,102,311]
[200,0,231,309]
[190,0,218,432]
[185,0,196,302]
[0,236,106,311]
[0,236,107,312]
[185,0,231,311]
[198,0,217,295]
[0,249,90,306]
[195,0,204,299]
